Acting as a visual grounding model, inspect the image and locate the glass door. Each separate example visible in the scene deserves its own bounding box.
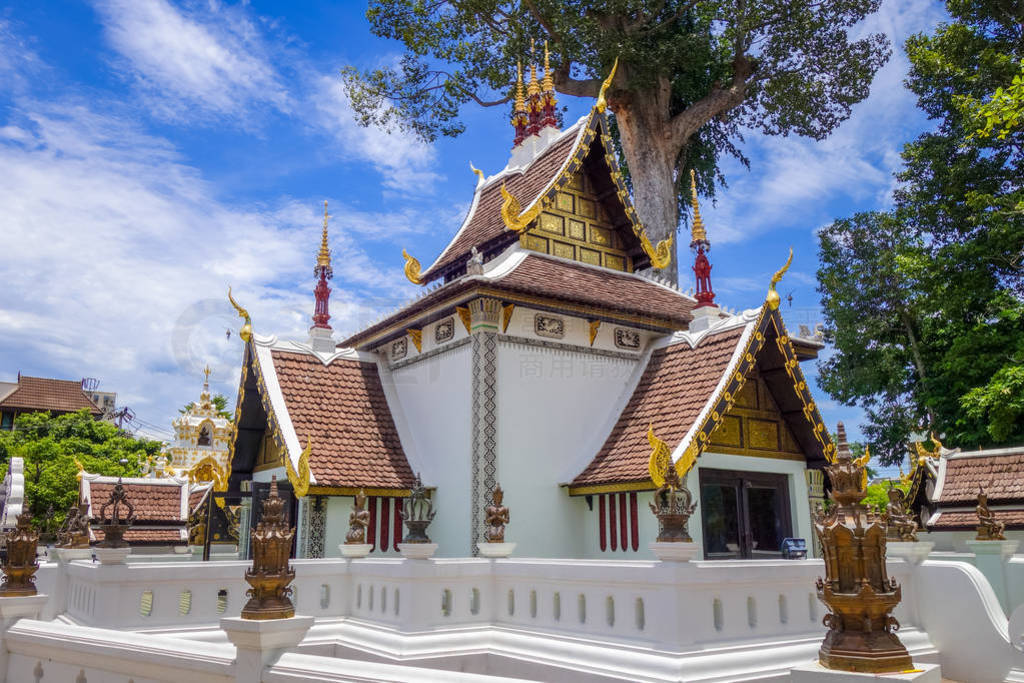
[699,469,792,559]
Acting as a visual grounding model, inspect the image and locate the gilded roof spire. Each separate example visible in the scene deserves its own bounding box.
[689,169,708,248]
[541,41,555,94]
[317,200,331,270]
[527,39,540,97]
[514,61,526,113]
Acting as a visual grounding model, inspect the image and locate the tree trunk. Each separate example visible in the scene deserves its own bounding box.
[612,98,681,285]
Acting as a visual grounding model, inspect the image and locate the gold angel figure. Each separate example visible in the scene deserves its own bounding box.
[766,248,794,310]
[595,57,619,114]
[402,249,423,285]
[227,287,253,342]
[286,437,312,498]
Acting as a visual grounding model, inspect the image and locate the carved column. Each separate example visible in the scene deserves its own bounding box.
[470,297,501,554]
[806,469,825,557]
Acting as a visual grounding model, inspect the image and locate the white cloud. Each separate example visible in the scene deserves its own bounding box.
[91,0,289,121]
[0,98,418,433]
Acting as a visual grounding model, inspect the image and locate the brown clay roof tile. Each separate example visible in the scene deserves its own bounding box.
[938,449,1024,505]
[88,482,183,522]
[571,326,745,488]
[0,376,102,415]
[270,351,415,490]
[929,508,1024,530]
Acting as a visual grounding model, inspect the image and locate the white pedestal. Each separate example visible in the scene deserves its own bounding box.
[222,615,313,682]
[94,547,130,565]
[398,543,438,560]
[477,542,516,558]
[887,541,934,565]
[967,539,1020,560]
[53,547,92,564]
[967,539,1019,613]
[0,594,49,623]
[340,543,373,558]
[650,541,699,562]
[790,662,940,682]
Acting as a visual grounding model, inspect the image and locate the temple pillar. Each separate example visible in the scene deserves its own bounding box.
[469,297,501,554]
[805,469,825,558]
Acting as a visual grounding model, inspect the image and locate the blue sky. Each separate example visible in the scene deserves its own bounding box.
[0,0,946,467]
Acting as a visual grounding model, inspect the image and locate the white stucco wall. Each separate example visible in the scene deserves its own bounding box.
[495,338,639,557]
[387,344,473,556]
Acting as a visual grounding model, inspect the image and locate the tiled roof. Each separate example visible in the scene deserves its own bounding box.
[270,350,416,490]
[92,528,185,544]
[421,130,581,281]
[929,508,1024,530]
[0,376,101,415]
[572,326,746,487]
[938,448,1024,504]
[87,482,183,522]
[342,251,694,348]
[189,487,210,514]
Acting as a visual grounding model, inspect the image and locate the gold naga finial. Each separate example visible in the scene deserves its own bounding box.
[73,456,85,481]
[402,249,424,285]
[499,183,544,233]
[469,161,485,184]
[766,247,794,310]
[689,169,708,246]
[647,423,672,488]
[286,436,312,498]
[317,200,331,269]
[203,364,211,387]
[527,39,540,97]
[595,56,619,114]
[514,61,526,113]
[541,40,555,93]
[639,231,674,270]
[227,287,253,342]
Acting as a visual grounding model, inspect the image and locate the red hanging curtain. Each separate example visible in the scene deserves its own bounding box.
[598,495,607,552]
[379,497,390,551]
[629,492,639,551]
[367,496,377,552]
[619,493,628,552]
[608,494,618,551]
[393,498,403,551]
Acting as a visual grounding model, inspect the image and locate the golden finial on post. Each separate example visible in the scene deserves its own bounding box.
[766,248,793,310]
[227,287,253,342]
[595,56,619,114]
[542,40,554,93]
[514,61,526,113]
[689,169,708,247]
[317,200,331,270]
[527,39,540,97]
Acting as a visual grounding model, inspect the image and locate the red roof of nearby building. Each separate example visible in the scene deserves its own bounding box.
[270,350,416,491]
[86,482,184,523]
[937,448,1024,505]
[0,376,101,415]
[571,326,745,488]
[929,509,1024,531]
[92,528,184,545]
[343,251,694,349]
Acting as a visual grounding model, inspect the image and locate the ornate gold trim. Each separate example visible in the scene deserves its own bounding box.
[588,319,601,346]
[470,162,485,183]
[285,437,311,498]
[595,57,618,114]
[767,248,793,310]
[407,328,422,353]
[228,287,253,342]
[502,304,515,333]
[456,306,472,333]
[402,249,423,285]
[566,479,654,496]
[500,183,547,234]
[307,485,411,497]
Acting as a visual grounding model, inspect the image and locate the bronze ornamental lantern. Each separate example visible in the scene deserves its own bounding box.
[813,423,912,673]
[0,513,40,597]
[241,476,296,620]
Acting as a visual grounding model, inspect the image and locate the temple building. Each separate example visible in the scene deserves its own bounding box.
[165,367,233,475]
[226,54,832,560]
[0,374,103,430]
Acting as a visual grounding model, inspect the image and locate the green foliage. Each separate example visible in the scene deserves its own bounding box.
[817,0,1024,465]
[862,481,909,513]
[180,394,234,421]
[965,58,1024,140]
[343,0,889,223]
[0,410,159,534]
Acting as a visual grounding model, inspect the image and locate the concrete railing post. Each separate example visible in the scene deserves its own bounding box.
[967,539,1020,614]
[221,616,313,683]
[0,595,48,678]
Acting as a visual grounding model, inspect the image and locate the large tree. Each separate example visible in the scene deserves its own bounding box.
[343,0,890,282]
[818,0,1024,465]
[0,410,157,535]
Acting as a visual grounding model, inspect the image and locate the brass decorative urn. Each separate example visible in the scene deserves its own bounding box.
[1,513,40,597]
[241,476,296,620]
[813,423,912,673]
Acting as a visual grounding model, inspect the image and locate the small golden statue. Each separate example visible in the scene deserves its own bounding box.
[976,488,1006,541]
[813,423,912,673]
[345,490,371,545]
[881,487,918,542]
[56,503,91,549]
[647,425,697,542]
[1,513,39,596]
[241,477,296,620]
[400,473,435,544]
[97,479,135,549]
[484,485,510,543]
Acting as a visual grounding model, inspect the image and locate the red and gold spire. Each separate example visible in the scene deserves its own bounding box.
[511,61,529,147]
[526,40,542,137]
[312,200,333,329]
[539,41,558,130]
[689,170,716,309]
